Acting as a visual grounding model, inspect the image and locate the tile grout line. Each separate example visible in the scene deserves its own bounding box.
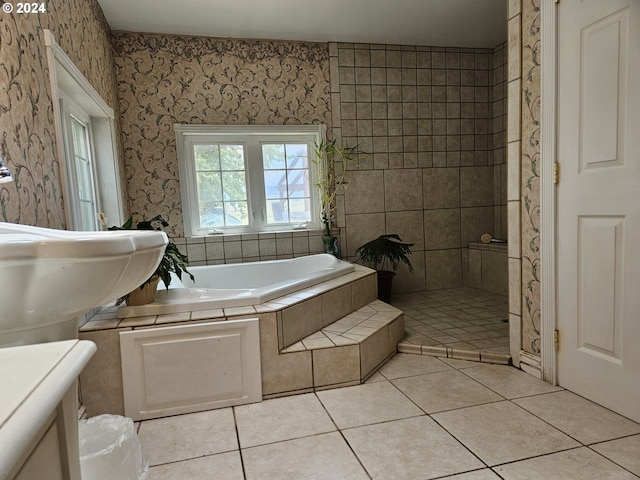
[585,445,640,479]
[313,389,374,479]
[231,407,249,480]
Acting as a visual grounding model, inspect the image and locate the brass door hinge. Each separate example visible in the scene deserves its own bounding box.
[553,162,560,184]
[554,329,560,350]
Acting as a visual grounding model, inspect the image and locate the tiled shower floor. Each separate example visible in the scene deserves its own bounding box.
[391,287,510,364]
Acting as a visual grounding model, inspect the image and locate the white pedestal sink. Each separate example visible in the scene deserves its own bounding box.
[0,223,168,347]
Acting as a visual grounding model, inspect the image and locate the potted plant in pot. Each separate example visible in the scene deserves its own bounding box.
[355,234,414,302]
[109,215,194,306]
[312,139,359,256]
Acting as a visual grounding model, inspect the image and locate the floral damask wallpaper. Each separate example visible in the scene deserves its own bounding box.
[0,0,120,227]
[112,33,331,237]
[521,0,541,355]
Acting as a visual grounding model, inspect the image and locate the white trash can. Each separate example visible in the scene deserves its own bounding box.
[79,414,148,480]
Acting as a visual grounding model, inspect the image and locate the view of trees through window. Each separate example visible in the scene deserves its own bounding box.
[194,144,248,228]
[262,143,311,224]
[193,142,312,229]
[177,124,322,235]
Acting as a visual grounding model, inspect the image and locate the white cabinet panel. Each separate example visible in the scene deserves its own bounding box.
[120,319,262,421]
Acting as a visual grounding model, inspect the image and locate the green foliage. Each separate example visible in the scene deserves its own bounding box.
[194,144,248,224]
[109,215,194,289]
[312,139,359,235]
[355,234,414,273]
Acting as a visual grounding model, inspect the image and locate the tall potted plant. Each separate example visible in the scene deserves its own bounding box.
[109,215,194,306]
[356,234,414,302]
[312,139,358,256]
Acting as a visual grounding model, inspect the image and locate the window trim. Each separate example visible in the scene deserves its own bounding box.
[175,124,326,237]
[44,29,124,230]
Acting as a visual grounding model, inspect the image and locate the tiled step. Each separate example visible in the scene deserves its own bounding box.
[275,300,404,394]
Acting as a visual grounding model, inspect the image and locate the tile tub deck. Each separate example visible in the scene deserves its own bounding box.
[78,265,404,417]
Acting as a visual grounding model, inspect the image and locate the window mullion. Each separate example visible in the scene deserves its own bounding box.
[246,137,266,231]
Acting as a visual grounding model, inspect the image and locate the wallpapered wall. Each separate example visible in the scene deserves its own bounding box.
[507,0,541,362]
[112,33,332,238]
[520,0,541,356]
[0,0,121,227]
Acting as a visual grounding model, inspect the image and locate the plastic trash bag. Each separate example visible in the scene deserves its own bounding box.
[79,414,148,480]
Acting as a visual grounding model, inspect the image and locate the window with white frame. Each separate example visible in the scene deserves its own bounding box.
[45,29,124,231]
[60,95,100,230]
[175,125,325,236]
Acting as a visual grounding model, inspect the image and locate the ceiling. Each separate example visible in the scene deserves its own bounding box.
[97,0,507,48]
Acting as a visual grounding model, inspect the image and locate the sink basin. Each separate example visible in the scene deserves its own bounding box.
[0,222,168,347]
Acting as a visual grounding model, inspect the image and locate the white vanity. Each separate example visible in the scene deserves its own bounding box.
[0,222,167,479]
[0,340,96,480]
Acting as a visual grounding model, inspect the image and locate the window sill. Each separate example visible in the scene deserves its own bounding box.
[186,228,327,241]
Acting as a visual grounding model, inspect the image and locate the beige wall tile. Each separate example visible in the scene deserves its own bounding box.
[345,212,386,258]
[424,208,461,250]
[292,236,310,255]
[468,248,482,288]
[507,79,522,143]
[509,257,522,315]
[344,170,385,214]
[386,210,425,250]
[508,201,521,258]
[259,313,314,395]
[276,235,293,256]
[223,240,242,259]
[425,249,462,290]
[460,166,494,207]
[242,239,259,258]
[281,296,323,348]
[259,238,277,257]
[384,169,423,212]
[481,250,508,296]
[352,274,378,309]
[507,140,521,201]
[187,242,206,263]
[388,316,406,349]
[423,168,460,209]
[509,0,521,19]
[322,285,353,327]
[360,327,391,378]
[508,15,522,82]
[205,241,224,261]
[460,206,494,245]
[79,329,125,416]
[313,345,361,387]
[509,313,522,366]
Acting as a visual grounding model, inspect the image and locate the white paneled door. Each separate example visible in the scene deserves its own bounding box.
[556,0,640,422]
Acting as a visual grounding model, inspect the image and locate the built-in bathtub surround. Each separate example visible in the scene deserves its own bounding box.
[328,41,508,294]
[78,264,404,417]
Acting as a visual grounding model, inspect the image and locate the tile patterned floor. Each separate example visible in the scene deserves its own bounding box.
[138,354,640,479]
[392,287,510,363]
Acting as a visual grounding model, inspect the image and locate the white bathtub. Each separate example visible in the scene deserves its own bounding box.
[117,254,355,317]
